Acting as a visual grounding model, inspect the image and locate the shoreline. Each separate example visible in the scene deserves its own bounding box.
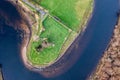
[89,14,120,80]
[21,0,94,68]
[19,0,94,78]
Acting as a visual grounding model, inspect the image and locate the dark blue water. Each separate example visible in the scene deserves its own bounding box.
[0,0,119,80]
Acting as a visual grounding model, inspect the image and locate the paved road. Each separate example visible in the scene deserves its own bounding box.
[22,0,46,19]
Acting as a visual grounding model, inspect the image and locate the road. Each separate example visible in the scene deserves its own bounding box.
[22,0,46,19]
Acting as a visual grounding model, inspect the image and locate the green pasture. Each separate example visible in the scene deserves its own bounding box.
[28,16,70,65]
[25,0,93,66]
[32,0,91,31]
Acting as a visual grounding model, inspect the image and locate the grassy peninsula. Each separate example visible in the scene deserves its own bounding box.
[21,0,93,67]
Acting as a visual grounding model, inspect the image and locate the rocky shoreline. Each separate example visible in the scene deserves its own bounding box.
[0,0,32,74]
[89,15,120,80]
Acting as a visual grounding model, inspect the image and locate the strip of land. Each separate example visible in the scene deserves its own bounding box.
[20,0,93,68]
[21,0,93,67]
[1,0,93,77]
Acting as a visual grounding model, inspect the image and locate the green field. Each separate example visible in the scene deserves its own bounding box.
[25,0,93,66]
[31,0,91,31]
[28,16,70,65]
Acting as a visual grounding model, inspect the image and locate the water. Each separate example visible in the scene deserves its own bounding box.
[0,0,119,80]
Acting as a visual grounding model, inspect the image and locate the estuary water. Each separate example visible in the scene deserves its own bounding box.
[0,0,119,80]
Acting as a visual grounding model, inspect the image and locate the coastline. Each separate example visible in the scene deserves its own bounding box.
[21,0,94,68]
[0,66,3,80]
[20,0,94,78]
[17,0,95,78]
[89,14,120,80]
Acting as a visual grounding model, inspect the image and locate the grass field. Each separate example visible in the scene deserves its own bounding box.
[28,16,70,65]
[24,0,93,66]
[31,0,91,31]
